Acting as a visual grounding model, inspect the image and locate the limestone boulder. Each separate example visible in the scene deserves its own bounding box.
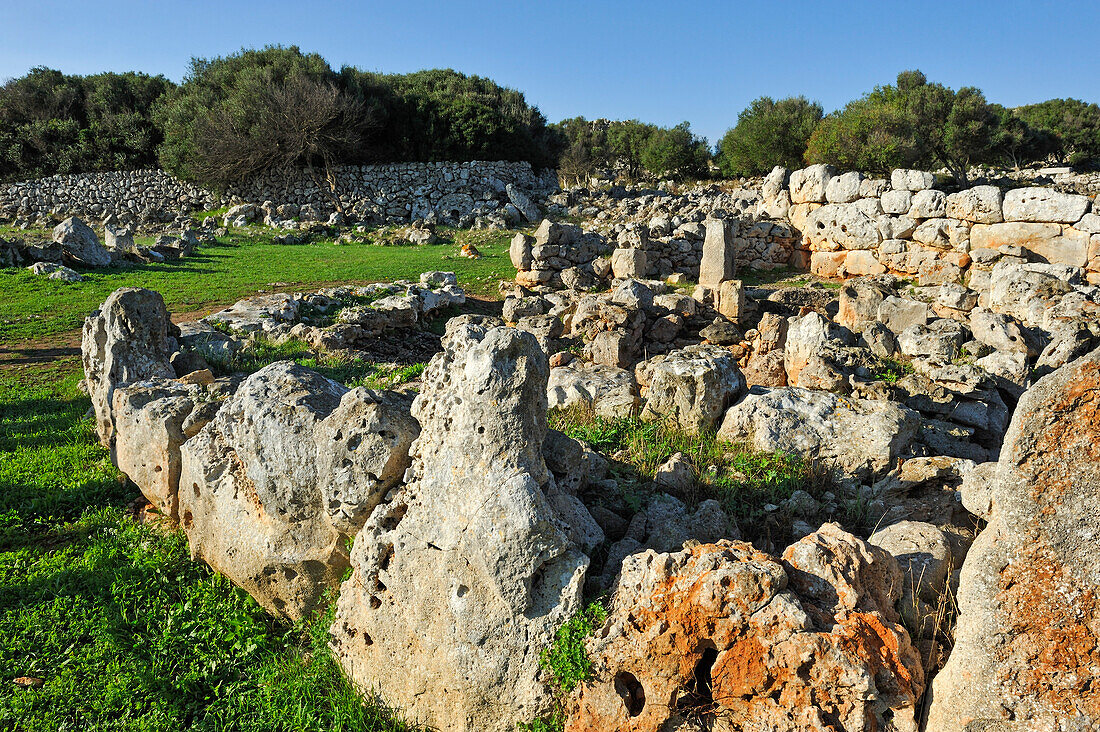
[1002,186,1090,223]
[568,526,924,732]
[314,388,419,537]
[638,344,745,434]
[891,169,935,191]
[988,262,1075,327]
[548,362,639,418]
[331,322,588,732]
[907,189,947,219]
[825,171,863,203]
[178,362,350,621]
[82,287,176,447]
[945,185,1004,224]
[789,164,835,204]
[718,387,919,479]
[112,378,222,522]
[54,216,111,268]
[804,203,882,251]
[927,347,1100,730]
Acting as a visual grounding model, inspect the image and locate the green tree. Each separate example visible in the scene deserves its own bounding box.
[0,67,171,181]
[606,120,658,180]
[1014,98,1100,166]
[806,82,920,174]
[717,96,823,176]
[807,70,1001,185]
[639,122,709,180]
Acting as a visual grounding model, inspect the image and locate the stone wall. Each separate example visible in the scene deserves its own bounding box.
[0,161,556,224]
[761,164,1100,285]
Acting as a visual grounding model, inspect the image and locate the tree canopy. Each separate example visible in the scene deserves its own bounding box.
[0,67,172,181]
[717,96,823,176]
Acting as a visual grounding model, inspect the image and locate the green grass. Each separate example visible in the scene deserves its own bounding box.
[869,356,916,384]
[0,226,518,345]
[0,372,413,731]
[549,407,834,540]
[202,335,427,389]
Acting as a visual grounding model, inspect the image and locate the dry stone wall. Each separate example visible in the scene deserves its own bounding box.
[0,161,555,223]
[761,164,1100,286]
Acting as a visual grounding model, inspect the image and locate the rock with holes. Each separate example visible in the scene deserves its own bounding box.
[637,344,745,434]
[566,525,924,732]
[112,378,225,522]
[178,361,350,621]
[82,287,177,447]
[313,388,419,537]
[718,386,919,480]
[927,348,1100,731]
[330,321,588,732]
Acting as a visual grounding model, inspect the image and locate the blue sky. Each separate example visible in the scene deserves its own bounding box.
[1,0,1098,145]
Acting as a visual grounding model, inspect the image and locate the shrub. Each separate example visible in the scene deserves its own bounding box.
[639,122,710,180]
[717,96,823,176]
[807,70,1003,185]
[0,67,172,181]
[1013,98,1100,166]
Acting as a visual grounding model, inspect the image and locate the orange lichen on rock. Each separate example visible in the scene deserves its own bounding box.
[566,527,924,732]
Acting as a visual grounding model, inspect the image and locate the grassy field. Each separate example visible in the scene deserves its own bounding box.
[0,226,518,346]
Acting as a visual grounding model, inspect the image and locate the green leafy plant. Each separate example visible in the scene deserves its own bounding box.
[539,600,608,695]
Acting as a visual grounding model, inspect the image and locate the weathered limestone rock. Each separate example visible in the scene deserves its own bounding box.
[506,183,540,222]
[789,164,835,204]
[804,203,882,251]
[946,185,1004,224]
[838,277,893,332]
[178,362,350,621]
[784,311,851,385]
[868,520,953,638]
[881,189,913,215]
[927,348,1100,730]
[988,262,1075,327]
[891,169,935,191]
[82,287,176,447]
[907,189,947,219]
[610,248,647,279]
[548,362,639,418]
[1002,187,1090,223]
[314,388,419,537]
[54,216,111,268]
[714,279,744,322]
[638,344,745,434]
[719,387,919,479]
[510,232,534,270]
[331,322,588,732]
[698,218,736,287]
[568,526,924,732]
[112,378,220,522]
[826,171,863,203]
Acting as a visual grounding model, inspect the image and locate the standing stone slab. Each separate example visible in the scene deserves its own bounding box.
[331,322,588,732]
[82,287,176,447]
[178,362,350,621]
[698,218,736,287]
[927,348,1100,730]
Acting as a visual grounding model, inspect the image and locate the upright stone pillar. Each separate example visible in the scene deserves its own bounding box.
[699,218,736,287]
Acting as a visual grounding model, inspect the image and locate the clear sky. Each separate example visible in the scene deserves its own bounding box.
[1,0,1098,146]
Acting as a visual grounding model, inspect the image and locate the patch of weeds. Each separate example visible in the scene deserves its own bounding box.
[190,205,231,223]
[869,356,915,384]
[520,600,609,732]
[205,335,426,390]
[206,335,315,375]
[549,405,834,544]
